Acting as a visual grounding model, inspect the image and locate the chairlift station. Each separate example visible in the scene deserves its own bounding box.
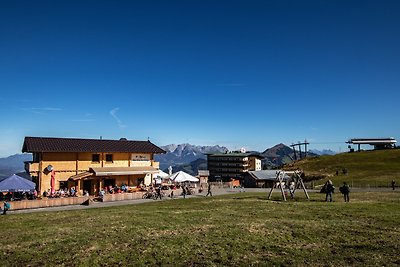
[346,137,397,151]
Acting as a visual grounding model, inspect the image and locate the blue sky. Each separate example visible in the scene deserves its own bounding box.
[1,0,400,156]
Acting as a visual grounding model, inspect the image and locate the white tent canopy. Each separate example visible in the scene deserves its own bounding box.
[154,170,169,179]
[169,171,199,183]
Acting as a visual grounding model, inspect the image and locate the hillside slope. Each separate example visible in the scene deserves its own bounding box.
[285,149,400,187]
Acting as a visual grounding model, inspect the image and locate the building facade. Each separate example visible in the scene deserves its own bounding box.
[197,170,210,184]
[346,137,397,151]
[22,137,165,195]
[206,153,263,182]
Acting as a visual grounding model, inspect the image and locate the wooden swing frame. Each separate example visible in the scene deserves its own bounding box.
[267,170,309,201]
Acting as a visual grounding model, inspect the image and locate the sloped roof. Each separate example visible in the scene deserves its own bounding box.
[22,137,165,154]
[346,138,397,144]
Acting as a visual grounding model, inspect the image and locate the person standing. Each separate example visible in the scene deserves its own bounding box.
[392,180,396,190]
[339,182,350,202]
[289,181,295,199]
[182,186,186,199]
[206,183,212,197]
[3,201,10,215]
[156,185,162,200]
[325,180,335,202]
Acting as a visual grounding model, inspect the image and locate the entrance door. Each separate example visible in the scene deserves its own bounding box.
[83,180,92,195]
[104,178,115,188]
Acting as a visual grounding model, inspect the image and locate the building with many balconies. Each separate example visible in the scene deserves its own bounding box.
[206,152,263,182]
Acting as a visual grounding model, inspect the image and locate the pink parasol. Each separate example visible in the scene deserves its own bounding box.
[50,170,55,195]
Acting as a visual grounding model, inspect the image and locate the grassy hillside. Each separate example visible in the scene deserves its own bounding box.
[1,192,399,266]
[285,149,400,187]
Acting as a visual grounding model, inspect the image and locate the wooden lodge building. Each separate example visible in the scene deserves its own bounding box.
[22,137,165,195]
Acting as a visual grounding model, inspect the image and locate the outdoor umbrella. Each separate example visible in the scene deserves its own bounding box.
[50,170,55,195]
[0,174,36,193]
[169,171,199,183]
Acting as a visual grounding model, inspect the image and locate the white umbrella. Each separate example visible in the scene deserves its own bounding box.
[169,171,199,183]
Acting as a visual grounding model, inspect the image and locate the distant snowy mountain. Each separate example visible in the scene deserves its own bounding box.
[155,144,228,171]
[309,149,336,155]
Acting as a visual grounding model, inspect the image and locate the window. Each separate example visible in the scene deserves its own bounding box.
[59,181,67,190]
[92,154,100,162]
[106,154,113,162]
[33,153,40,163]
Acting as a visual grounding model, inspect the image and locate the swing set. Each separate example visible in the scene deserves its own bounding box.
[267,170,309,201]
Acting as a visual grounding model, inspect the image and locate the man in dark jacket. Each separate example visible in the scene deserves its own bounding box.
[339,182,350,202]
[206,183,212,197]
[325,180,335,202]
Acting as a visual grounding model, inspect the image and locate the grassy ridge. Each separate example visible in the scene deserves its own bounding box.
[286,149,400,187]
[1,192,400,266]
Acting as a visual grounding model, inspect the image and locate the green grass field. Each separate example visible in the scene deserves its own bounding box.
[1,191,400,266]
[286,149,400,187]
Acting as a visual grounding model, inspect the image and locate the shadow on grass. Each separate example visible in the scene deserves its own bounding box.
[230,192,328,203]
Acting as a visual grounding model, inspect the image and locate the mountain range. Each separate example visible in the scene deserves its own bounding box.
[0,154,32,180]
[154,144,228,171]
[0,143,323,178]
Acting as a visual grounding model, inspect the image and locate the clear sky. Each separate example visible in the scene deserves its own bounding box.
[1,0,399,157]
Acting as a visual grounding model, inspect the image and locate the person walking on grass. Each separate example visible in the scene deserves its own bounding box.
[325,180,335,202]
[289,181,295,199]
[339,182,350,202]
[156,185,162,200]
[182,186,186,199]
[206,183,212,197]
[392,180,396,190]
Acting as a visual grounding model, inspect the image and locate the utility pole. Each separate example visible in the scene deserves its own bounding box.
[291,143,297,160]
[291,140,310,160]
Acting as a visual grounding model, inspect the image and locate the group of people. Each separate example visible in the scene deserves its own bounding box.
[43,187,78,198]
[146,183,213,199]
[324,180,350,202]
[141,182,214,200]
[103,184,129,195]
